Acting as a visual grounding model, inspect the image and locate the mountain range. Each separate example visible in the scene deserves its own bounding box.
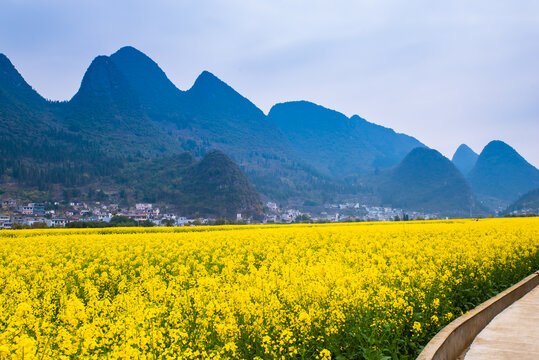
[1,46,538,217]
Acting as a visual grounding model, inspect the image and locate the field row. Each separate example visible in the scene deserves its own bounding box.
[0,218,537,359]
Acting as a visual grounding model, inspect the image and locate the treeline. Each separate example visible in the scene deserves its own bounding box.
[503,213,537,218]
[66,216,154,228]
[9,216,157,230]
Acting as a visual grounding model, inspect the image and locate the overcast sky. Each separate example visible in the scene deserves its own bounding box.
[1,0,538,166]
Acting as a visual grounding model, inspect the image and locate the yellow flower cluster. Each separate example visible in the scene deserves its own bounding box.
[0,218,537,359]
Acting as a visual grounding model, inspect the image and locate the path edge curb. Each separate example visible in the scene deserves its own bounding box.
[416,270,539,360]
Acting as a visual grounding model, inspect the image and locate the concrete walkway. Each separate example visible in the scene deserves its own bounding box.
[464,285,539,359]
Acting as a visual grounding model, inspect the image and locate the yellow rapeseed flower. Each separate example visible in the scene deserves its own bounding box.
[0,218,536,359]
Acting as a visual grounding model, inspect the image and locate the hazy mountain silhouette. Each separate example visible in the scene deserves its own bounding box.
[376,147,476,215]
[0,53,46,107]
[0,48,345,206]
[106,48,346,200]
[452,144,478,175]
[268,101,425,177]
[66,55,181,155]
[109,46,182,111]
[0,53,124,192]
[71,55,138,107]
[0,53,51,136]
[467,141,539,205]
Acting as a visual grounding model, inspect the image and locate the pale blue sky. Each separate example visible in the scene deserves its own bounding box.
[1,1,538,166]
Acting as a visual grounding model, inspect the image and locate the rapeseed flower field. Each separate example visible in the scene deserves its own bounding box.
[0,218,537,359]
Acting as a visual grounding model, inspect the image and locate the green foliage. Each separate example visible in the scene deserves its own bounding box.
[66,216,155,228]
[213,218,228,225]
[12,222,48,229]
[66,221,110,228]
[294,214,313,223]
[161,219,175,227]
[109,216,138,227]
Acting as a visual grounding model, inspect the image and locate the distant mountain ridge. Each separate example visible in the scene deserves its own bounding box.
[0,53,45,107]
[109,46,182,111]
[0,53,51,136]
[268,101,425,177]
[1,46,538,217]
[107,48,340,201]
[0,47,357,211]
[452,144,478,175]
[467,141,539,207]
[375,147,477,216]
[71,55,136,105]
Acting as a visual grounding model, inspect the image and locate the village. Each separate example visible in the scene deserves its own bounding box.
[264,201,438,223]
[0,198,438,229]
[0,199,192,229]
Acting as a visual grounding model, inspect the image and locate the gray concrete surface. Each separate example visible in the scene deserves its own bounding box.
[416,272,538,360]
[464,285,539,360]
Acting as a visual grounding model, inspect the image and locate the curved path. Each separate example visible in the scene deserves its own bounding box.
[463,285,539,359]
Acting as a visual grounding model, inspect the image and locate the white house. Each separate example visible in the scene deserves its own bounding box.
[23,217,47,226]
[136,203,152,211]
[266,202,278,211]
[46,219,66,227]
[0,222,12,229]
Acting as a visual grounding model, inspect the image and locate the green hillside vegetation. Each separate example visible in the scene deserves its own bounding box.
[109,47,342,200]
[0,52,262,218]
[116,151,263,219]
[0,54,123,192]
[66,55,182,155]
[3,47,539,216]
[0,48,358,203]
[178,151,263,219]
